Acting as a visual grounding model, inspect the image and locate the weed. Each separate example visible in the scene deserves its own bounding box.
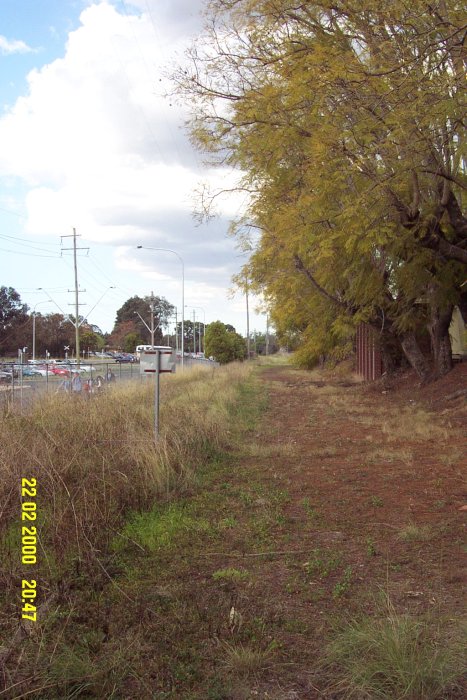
[239,491,254,506]
[398,523,433,542]
[302,498,320,520]
[0,363,254,576]
[439,449,463,466]
[324,599,466,699]
[220,641,273,678]
[120,502,210,552]
[365,448,413,465]
[218,516,237,529]
[381,407,450,443]
[332,566,353,598]
[433,499,447,510]
[303,549,342,578]
[212,568,249,582]
[365,537,377,557]
[369,495,384,508]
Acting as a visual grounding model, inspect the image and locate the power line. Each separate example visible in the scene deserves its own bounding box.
[0,204,25,218]
[0,246,61,258]
[0,232,58,247]
[0,235,59,254]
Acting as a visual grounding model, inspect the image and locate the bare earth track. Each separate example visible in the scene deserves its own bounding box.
[198,362,466,697]
[1,361,465,698]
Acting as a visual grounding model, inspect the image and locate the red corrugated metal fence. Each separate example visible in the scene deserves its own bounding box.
[356,323,382,381]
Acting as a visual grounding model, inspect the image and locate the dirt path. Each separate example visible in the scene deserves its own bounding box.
[195,363,466,697]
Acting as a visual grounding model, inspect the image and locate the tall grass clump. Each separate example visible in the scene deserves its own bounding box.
[323,598,466,699]
[0,362,253,579]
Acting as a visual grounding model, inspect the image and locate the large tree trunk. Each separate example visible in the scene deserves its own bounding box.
[428,304,453,379]
[400,331,431,382]
[380,330,403,375]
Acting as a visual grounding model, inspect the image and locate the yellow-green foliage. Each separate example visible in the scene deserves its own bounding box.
[0,363,251,570]
[178,0,465,371]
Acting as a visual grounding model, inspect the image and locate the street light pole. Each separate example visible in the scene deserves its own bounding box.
[186,305,206,355]
[136,246,185,368]
[82,286,116,325]
[149,291,155,346]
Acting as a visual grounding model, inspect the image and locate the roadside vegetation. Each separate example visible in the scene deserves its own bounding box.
[176,0,465,381]
[0,358,465,698]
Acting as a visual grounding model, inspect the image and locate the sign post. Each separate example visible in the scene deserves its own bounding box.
[140,347,175,443]
[154,348,160,440]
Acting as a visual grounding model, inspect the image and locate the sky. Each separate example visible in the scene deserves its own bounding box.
[0,0,265,339]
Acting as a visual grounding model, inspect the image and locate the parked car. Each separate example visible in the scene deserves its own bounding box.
[0,371,12,384]
[30,366,50,377]
[2,365,18,378]
[20,367,43,377]
[115,354,134,363]
[50,366,72,376]
[59,362,90,373]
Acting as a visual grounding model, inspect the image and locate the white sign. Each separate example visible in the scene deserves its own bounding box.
[140,347,175,375]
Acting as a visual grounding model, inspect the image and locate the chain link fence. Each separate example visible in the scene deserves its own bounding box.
[0,358,216,412]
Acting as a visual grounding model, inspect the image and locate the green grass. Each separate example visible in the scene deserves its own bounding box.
[303,548,343,579]
[0,362,263,698]
[120,501,211,552]
[212,567,249,582]
[324,601,466,699]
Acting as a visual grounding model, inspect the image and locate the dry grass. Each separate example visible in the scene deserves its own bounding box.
[397,523,434,542]
[0,362,252,577]
[364,448,414,465]
[221,641,273,678]
[381,407,450,442]
[324,598,466,699]
[241,438,298,459]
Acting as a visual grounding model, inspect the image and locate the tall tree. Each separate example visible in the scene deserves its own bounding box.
[205,321,246,363]
[0,287,29,355]
[114,295,175,345]
[176,0,466,379]
[108,320,144,351]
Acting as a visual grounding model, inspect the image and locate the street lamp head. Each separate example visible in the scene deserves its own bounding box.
[137,245,143,249]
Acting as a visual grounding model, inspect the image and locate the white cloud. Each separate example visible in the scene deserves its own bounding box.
[0,2,241,232]
[0,1,266,334]
[0,35,35,55]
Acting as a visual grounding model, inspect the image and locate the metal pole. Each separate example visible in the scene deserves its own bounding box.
[32,313,36,362]
[72,228,81,368]
[181,263,184,368]
[19,350,23,409]
[154,349,160,442]
[150,291,155,346]
[193,310,196,354]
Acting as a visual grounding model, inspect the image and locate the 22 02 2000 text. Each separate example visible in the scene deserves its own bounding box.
[21,477,38,622]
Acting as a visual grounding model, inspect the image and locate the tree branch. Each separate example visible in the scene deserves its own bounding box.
[293,254,353,312]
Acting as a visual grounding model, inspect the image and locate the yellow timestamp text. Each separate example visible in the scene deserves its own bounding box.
[21,478,38,622]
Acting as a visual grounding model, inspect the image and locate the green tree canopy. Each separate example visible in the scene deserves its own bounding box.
[114,295,175,345]
[0,286,29,354]
[205,321,246,363]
